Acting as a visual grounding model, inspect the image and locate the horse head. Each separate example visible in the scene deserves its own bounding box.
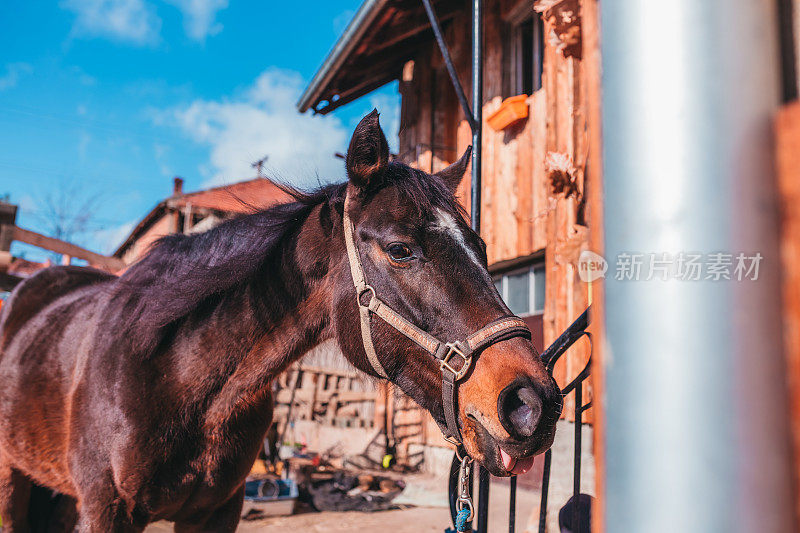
[334,110,562,476]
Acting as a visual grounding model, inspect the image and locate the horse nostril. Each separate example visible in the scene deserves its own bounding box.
[498,381,543,439]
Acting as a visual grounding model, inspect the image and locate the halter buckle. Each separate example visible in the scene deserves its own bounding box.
[440,342,472,381]
[357,285,376,308]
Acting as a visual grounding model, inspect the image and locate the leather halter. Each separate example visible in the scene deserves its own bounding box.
[342,190,532,445]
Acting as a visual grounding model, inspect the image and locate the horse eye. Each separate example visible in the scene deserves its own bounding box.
[386,243,414,261]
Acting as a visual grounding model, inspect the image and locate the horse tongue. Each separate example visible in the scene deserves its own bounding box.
[511,456,535,475]
[499,448,516,472]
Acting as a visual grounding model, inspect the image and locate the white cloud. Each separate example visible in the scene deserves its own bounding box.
[169,68,351,188]
[166,0,228,41]
[61,0,161,45]
[0,63,33,90]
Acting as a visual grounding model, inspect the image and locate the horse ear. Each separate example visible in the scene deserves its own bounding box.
[346,109,389,190]
[435,146,472,194]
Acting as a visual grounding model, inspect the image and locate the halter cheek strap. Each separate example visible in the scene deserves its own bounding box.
[342,191,531,444]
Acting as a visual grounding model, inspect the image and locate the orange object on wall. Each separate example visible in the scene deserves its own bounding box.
[487,95,529,131]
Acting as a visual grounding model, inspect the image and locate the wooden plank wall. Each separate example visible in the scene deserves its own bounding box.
[398,0,592,423]
[537,0,591,420]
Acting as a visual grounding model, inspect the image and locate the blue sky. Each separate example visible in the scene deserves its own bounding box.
[0,0,400,261]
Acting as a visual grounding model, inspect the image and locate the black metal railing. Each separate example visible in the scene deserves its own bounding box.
[448,307,592,533]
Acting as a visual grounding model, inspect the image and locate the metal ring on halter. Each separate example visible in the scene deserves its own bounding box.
[357,285,376,307]
[455,445,470,462]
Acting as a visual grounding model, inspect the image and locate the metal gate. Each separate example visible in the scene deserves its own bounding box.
[446,307,591,533]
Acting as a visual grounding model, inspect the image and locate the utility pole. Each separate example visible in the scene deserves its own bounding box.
[251,156,269,177]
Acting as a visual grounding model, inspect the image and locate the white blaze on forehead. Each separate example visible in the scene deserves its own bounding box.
[431,208,505,307]
[431,208,482,268]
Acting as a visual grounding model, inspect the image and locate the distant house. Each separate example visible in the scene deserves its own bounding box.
[113,177,292,265]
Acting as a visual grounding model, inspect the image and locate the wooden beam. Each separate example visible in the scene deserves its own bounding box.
[9,226,124,272]
[368,9,459,54]
[776,100,800,529]
[316,72,402,114]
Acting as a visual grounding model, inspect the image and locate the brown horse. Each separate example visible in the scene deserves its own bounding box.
[0,111,561,532]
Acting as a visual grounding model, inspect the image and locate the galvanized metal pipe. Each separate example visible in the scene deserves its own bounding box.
[472,3,487,528]
[601,1,795,532]
[470,0,483,232]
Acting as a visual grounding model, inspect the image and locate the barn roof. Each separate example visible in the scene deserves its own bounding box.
[297,0,463,114]
[168,177,289,213]
[113,177,291,258]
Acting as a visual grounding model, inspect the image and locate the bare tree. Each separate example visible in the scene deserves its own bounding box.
[29,180,102,264]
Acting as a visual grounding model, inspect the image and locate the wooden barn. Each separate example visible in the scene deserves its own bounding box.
[296,0,593,469]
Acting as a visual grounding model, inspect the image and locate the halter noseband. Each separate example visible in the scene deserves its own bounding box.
[342,191,532,445]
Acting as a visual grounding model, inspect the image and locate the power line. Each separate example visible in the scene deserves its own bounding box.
[0,103,180,145]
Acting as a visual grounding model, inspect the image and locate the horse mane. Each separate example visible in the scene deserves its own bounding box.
[114,162,463,334]
[115,183,341,330]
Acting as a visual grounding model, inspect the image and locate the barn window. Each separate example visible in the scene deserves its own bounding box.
[493,262,546,316]
[508,12,545,96]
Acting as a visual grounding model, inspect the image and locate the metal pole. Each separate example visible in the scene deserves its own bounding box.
[471,3,487,530]
[508,476,516,533]
[475,465,489,533]
[538,449,552,533]
[601,1,796,532]
[470,0,482,232]
[421,0,478,131]
[572,384,582,533]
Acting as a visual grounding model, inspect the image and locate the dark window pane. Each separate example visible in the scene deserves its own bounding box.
[520,18,533,95]
[506,271,530,315]
[533,15,544,92]
[533,266,545,312]
[494,278,503,297]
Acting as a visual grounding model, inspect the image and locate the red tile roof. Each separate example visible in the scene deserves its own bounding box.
[114,177,294,259]
[169,177,292,213]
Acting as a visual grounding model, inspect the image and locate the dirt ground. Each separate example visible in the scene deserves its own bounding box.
[145,473,542,532]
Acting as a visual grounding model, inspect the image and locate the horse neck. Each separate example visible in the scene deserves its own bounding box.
[186,203,341,423]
